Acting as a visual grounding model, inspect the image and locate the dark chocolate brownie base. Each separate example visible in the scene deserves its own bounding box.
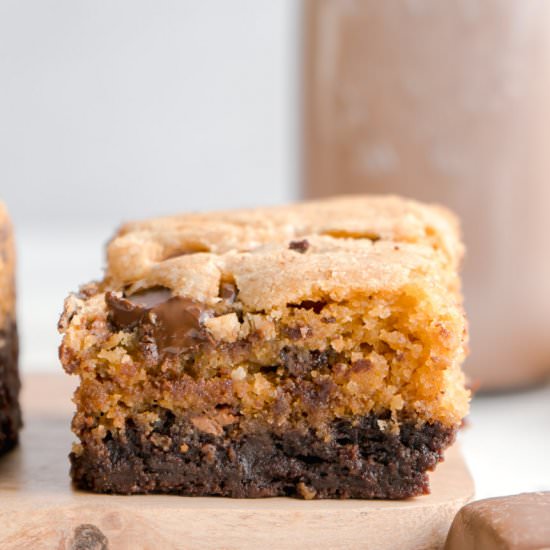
[71,412,456,499]
[0,321,21,454]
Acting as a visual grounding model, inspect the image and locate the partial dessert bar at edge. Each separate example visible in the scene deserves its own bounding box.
[59,195,470,499]
[0,202,21,454]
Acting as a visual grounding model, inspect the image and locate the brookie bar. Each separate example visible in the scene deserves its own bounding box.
[445,492,550,549]
[59,195,470,498]
[0,202,20,454]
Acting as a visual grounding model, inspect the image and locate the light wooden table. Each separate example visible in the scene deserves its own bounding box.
[0,375,474,550]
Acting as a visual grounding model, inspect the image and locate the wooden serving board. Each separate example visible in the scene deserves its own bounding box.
[0,375,474,550]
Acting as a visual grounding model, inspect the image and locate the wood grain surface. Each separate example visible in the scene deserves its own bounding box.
[0,374,474,550]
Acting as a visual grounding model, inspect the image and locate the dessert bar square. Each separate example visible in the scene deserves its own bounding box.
[445,492,550,550]
[59,195,470,498]
[0,202,20,454]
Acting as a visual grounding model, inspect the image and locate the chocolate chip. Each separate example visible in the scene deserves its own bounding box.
[284,325,312,340]
[0,224,8,246]
[289,239,310,253]
[105,292,148,329]
[106,290,212,353]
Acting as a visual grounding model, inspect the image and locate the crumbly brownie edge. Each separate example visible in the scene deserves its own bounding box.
[70,412,456,499]
[0,320,21,453]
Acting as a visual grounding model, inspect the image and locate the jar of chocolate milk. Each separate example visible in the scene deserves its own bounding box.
[303,0,550,391]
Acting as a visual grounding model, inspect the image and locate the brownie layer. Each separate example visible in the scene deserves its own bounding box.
[71,412,456,499]
[0,320,21,453]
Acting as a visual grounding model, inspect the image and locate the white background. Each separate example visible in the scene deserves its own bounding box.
[0,0,548,503]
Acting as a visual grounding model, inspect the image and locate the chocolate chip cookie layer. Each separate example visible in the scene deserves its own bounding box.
[59,195,470,498]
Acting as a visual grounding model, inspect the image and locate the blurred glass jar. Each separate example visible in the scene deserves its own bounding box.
[303,0,550,391]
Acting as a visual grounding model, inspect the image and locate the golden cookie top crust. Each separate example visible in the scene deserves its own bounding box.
[0,202,16,325]
[105,195,463,309]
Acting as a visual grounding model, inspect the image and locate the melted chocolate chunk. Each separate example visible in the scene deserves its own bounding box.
[288,239,310,253]
[70,524,109,550]
[106,289,212,353]
[288,300,326,314]
[106,292,150,329]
